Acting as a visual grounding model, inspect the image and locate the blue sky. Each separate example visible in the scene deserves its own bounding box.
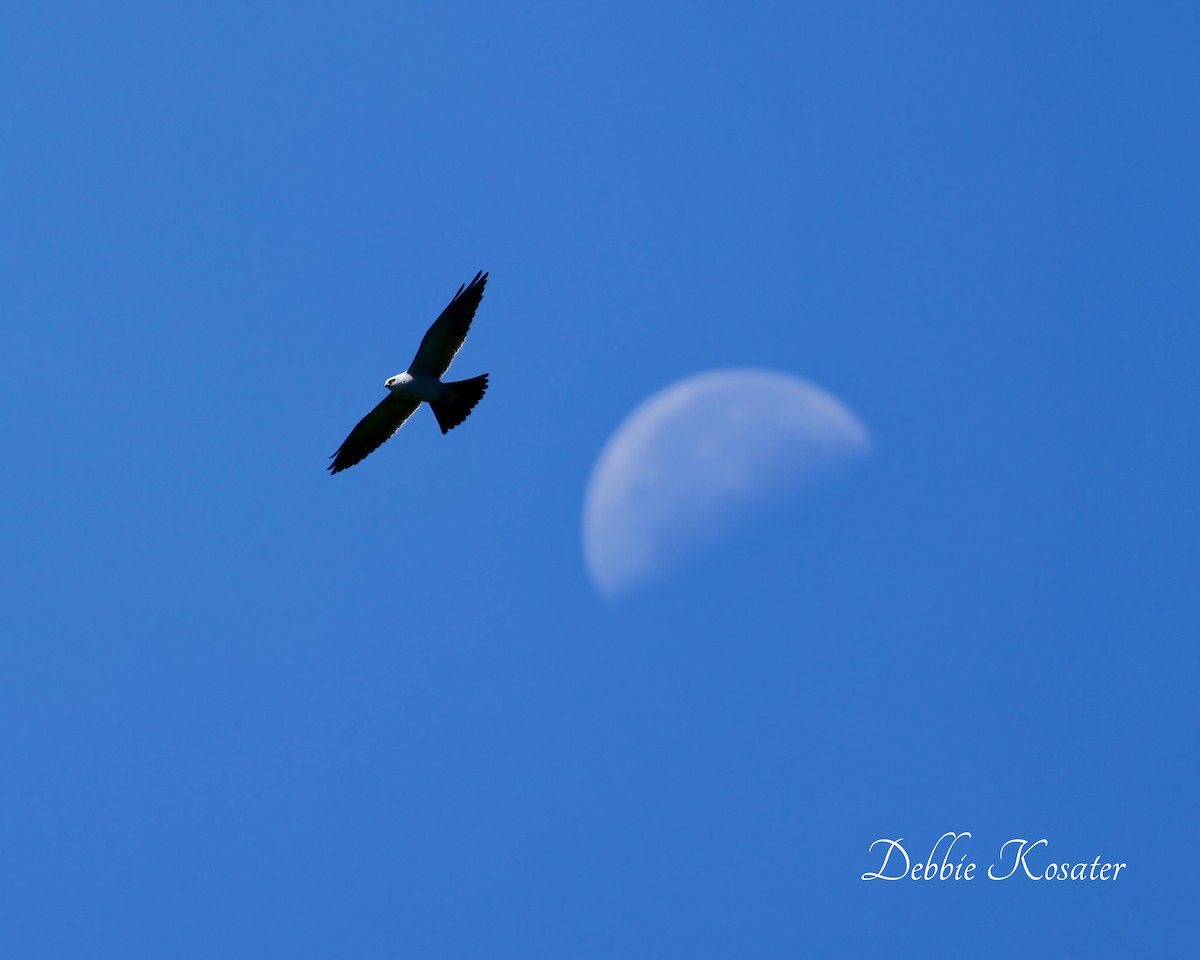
[2,1,1197,955]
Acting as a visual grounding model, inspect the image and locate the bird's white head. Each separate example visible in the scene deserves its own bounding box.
[385,373,413,390]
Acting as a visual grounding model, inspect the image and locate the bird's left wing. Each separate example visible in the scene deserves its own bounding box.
[328,393,421,474]
[408,271,488,378]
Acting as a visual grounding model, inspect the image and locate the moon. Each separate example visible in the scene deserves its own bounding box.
[582,368,870,598]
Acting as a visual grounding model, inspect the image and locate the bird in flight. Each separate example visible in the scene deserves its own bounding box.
[328,271,491,474]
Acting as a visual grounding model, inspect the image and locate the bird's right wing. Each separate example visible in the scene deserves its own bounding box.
[328,393,421,474]
[408,271,488,378]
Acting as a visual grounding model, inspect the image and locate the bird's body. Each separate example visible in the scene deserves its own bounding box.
[384,371,444,404]
[328,271,490,474]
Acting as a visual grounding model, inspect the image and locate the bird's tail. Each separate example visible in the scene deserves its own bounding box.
[430,374,489,434]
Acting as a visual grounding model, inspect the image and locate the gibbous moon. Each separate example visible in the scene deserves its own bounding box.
[582,368,870,598]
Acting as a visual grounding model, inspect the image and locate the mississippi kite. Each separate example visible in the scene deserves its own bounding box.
[328,271,490,474]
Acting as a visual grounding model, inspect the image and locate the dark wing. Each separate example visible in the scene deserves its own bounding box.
[328,393,421,474]
[408,271,488,378]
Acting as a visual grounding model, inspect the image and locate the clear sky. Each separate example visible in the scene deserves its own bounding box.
[2,1,1197,955]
